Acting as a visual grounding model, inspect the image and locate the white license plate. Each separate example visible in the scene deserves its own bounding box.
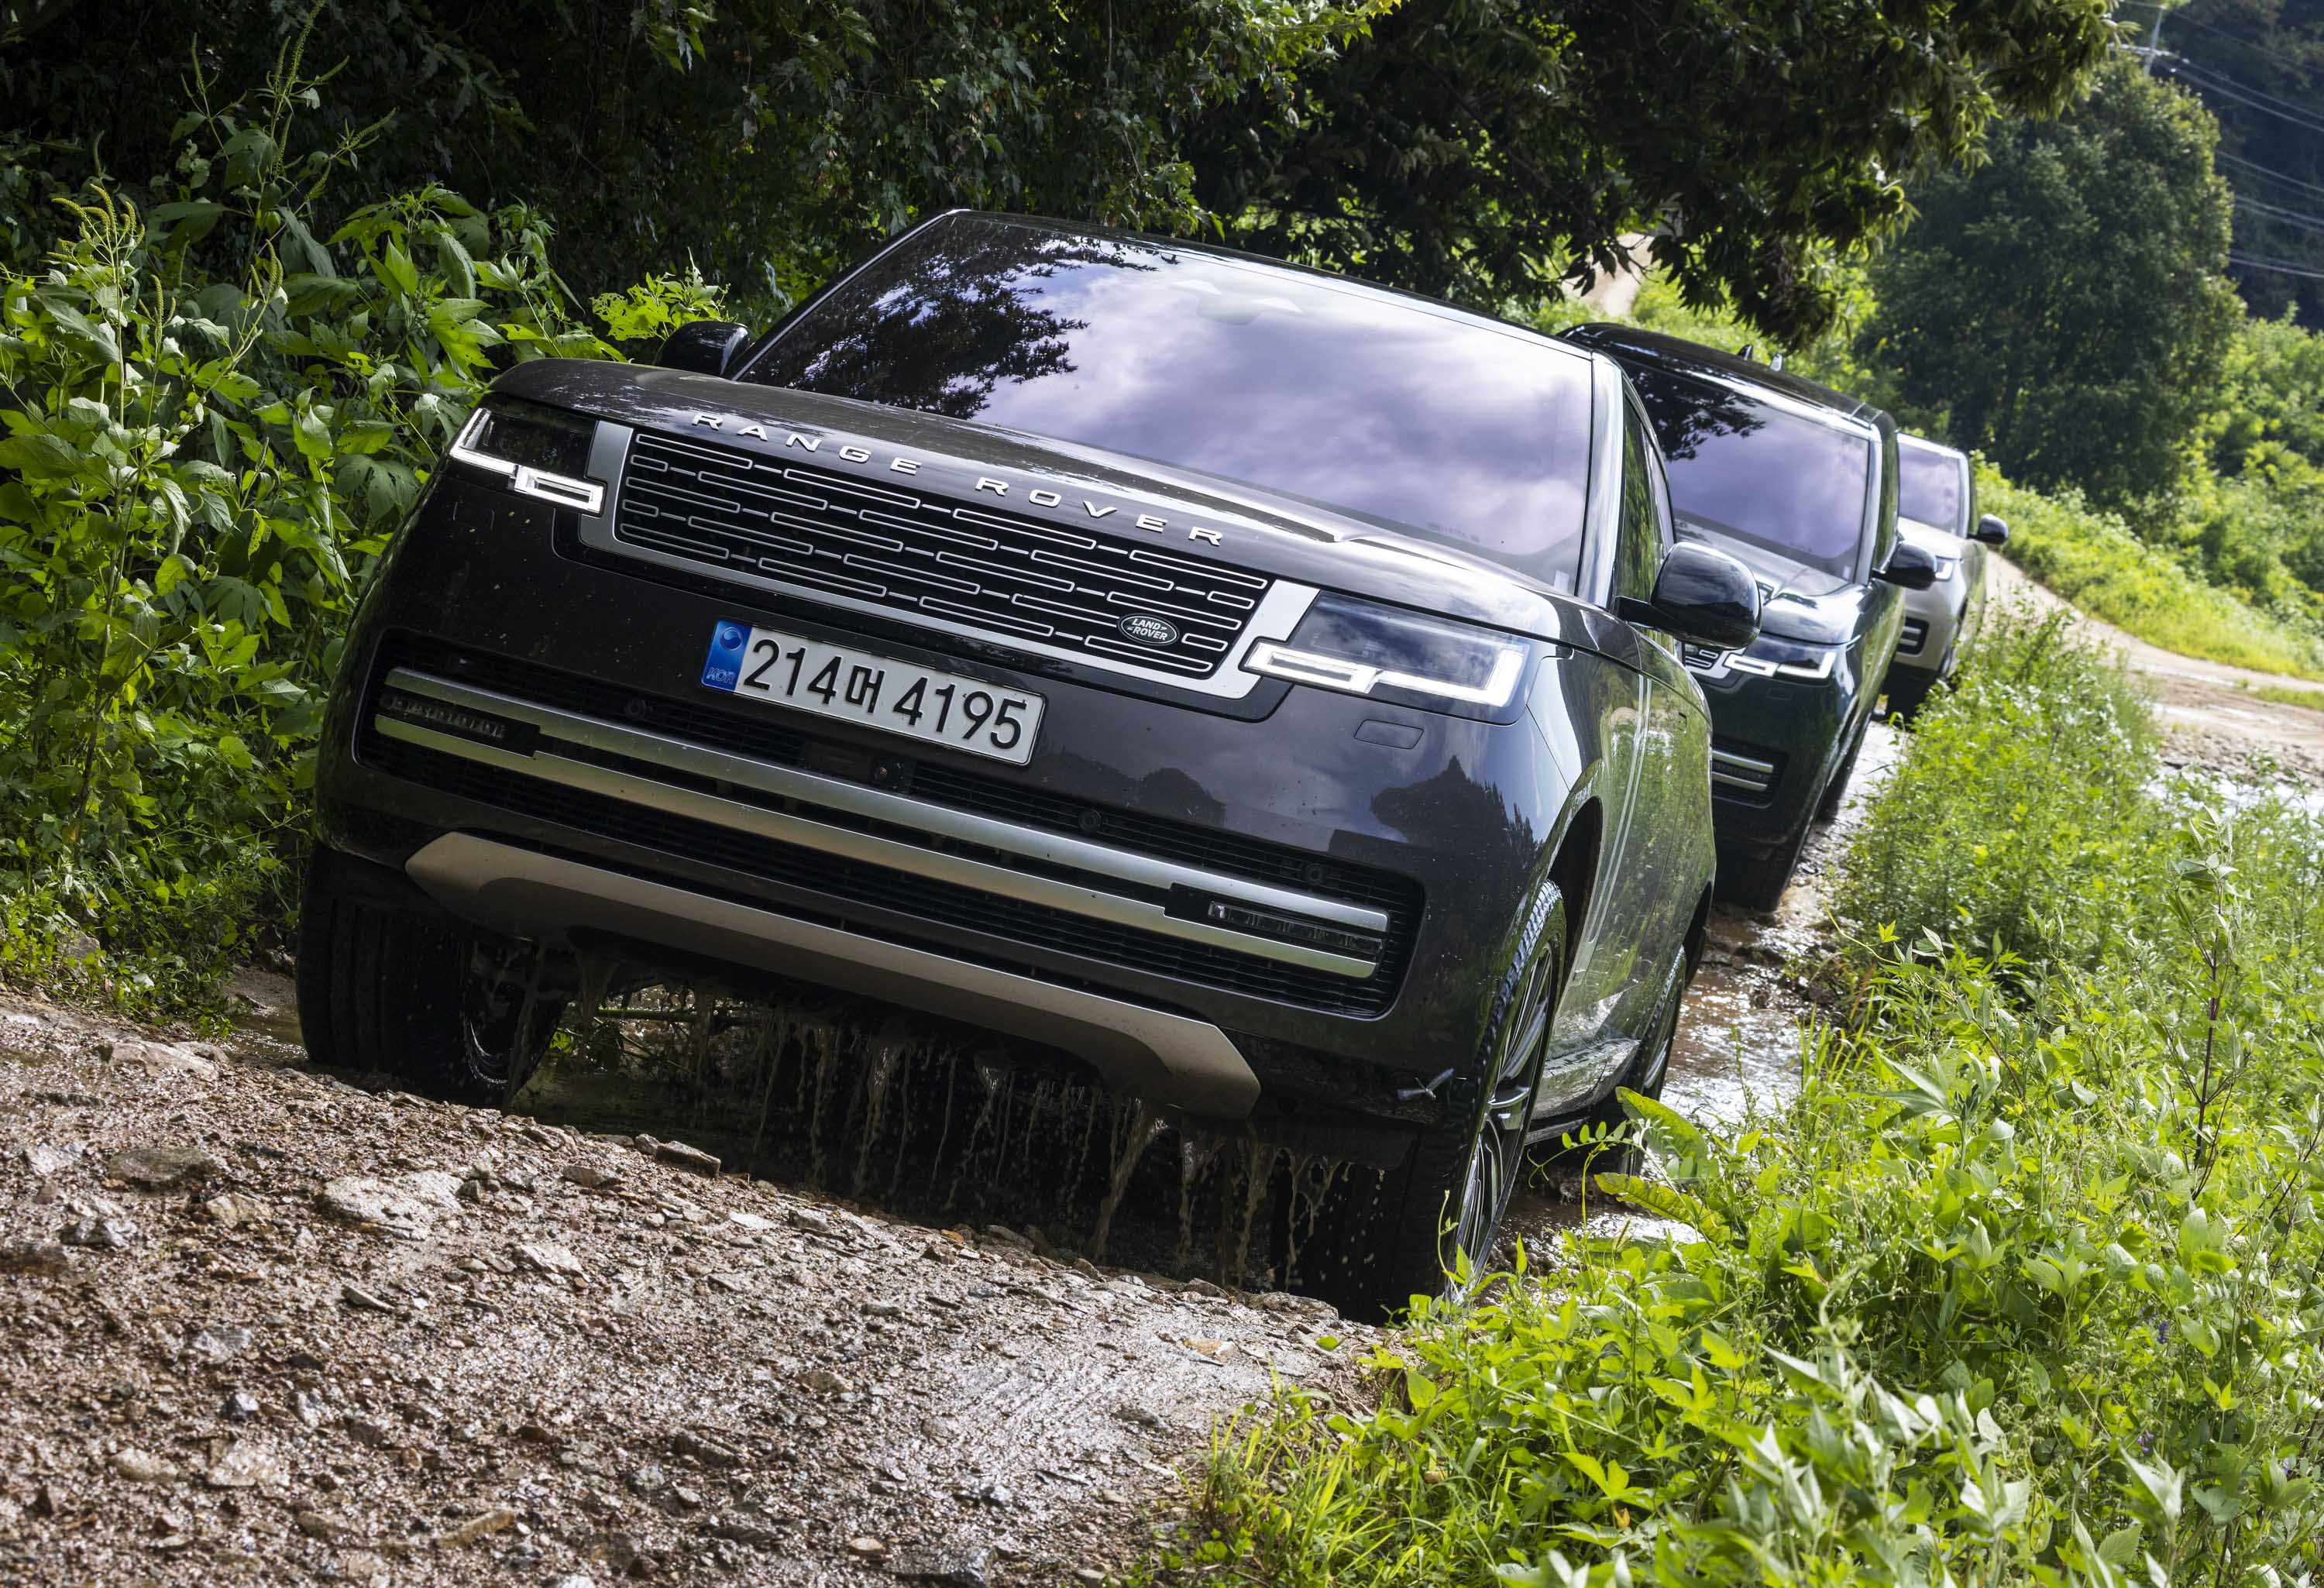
[700,620,1043,765]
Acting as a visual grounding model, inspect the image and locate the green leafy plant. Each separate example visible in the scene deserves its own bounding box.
[0,34,718,1013]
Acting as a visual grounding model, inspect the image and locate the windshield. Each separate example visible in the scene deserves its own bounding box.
[750,215,1596,591]
[1624,365,1872,578]
[1898,440,1968,534]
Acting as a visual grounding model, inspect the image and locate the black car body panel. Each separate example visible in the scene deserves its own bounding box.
[311,215,1721,1162]
[1560,324,1903,864]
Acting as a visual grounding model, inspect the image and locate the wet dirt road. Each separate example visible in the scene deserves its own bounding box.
[0,724,1887,1588]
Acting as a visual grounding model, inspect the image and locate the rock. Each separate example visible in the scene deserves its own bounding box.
[22,1142,83,1176]
[187,1325,253,1363]
[342,1416,399,1450]
[1182,1277,1230,1299]
[1072,1571,1108,1586]
[706,1516,788,1547]
[671,1428,744,1467]
[294,1390,328,1429]
[982,1224,1031,1249]
[111,1448,177,1483]
[802,1367,854,1396]
[205,1437,285,1488]
[514,1241,586,1279]
[560,1163,621,1190]
[555,1577,599,1588]
[786,1207,834,1237]
[60,1214,139,1249]
[340,1549,394,1583]
[0,1240,71,1275]
[845,1536,889,1560]
[108,1039,218,1078]
[1112,1402,1168,1432]
[434,1506,515,1546]
[862,1300,903,1318]
[339,1283,397,1314]
[656,1139,720,1177]
[892,1545,992,1586]
[29,1483,62,1518]
[318,1175,453,1240]
[919,1416,960,1442]
[297,1510,363,1545]
[628,1464,667,1494]
[105,1145,224,1190]
[726,1210,774,1231]
[204,1192,267,1228]
[222,1390,262,1422]
[631,1133,660,1154]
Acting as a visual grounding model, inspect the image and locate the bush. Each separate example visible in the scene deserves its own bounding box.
[0,48,723,1014]
[1161,614,2324,1585]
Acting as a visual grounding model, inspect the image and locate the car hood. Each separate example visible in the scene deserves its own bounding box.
[1899,517,1962,549]
[493,359,1638,658]
[1674,521,1865,644]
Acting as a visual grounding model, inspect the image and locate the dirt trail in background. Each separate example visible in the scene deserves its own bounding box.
[1986,559,2324,782]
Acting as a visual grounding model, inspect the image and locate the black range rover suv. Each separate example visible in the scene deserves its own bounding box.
[1560,326,1934,909]
[301,212,1760,1310]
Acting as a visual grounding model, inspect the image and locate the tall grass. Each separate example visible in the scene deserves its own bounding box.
[1157,615,2324,1585]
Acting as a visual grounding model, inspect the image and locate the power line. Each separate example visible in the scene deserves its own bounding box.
[2229,252,2324,280]
[2236,194,2324,236]
[2158,56,2324,136]
[2220,151,2324,206]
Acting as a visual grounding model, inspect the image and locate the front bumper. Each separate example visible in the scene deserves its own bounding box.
[1890,568,1968,684]
[315,479,1563,1130]
[1682,640,1860,851]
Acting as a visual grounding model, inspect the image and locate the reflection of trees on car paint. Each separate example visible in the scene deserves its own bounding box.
[753,235,1144,418]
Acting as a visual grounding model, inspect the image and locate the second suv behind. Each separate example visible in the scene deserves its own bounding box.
[1562,326,1934,909]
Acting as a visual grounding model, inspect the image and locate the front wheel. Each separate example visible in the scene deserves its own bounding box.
[296,848,564,1105]
[1303,891,1566,1319]
[1714,815,1813,913]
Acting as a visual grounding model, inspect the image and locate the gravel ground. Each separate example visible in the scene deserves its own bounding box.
[0,994,1374,1587]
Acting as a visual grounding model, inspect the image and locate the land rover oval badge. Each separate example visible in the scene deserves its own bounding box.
[1118,613,1179,647]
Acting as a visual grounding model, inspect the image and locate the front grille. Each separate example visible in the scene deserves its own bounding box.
[613,430,1271,680]
[366,638,1418,1016]
[1710,738,1782,803]
[1899,618,1929,656]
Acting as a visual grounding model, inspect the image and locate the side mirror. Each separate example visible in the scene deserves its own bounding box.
[1972,513,2009,547]
[1618,542,1761,651]
[656,320,752,378]
[1876,540,1938,590]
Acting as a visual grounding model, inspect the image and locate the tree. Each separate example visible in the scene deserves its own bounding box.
[1858,59,2241,506]
[0,1,1381,308]
[1187,0,2118,343]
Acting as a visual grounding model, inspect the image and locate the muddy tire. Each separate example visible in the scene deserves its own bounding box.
[1715,815,1811,913]
[1302,889,1566,1321]
[296,848,562,1105]
[1884,668,1936,724]
[1816,713,1871,824]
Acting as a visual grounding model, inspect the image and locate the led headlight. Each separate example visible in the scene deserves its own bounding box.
[1930,554,1961,580]
[1725,642,1838,681]
[448,398,605,514]
[1243,593,1530,712]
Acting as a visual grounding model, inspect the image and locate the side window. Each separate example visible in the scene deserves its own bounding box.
[1613,400,1664,607]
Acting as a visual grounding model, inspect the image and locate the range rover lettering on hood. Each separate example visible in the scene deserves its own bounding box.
[688,412,1229,548]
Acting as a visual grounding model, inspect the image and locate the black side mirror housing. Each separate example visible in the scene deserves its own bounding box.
[1972,513,2010,547]
[1876,540,1939,591]
[1618,541,1762,652]
[656,320,752,378]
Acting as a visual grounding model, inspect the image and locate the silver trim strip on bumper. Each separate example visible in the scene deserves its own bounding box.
[1710,747,1778,792]
[404,834,1261,1119]
[375,668,1386,978]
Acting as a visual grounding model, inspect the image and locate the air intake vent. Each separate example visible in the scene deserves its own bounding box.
[613,430,1273,679]
[1898,618,1929,657]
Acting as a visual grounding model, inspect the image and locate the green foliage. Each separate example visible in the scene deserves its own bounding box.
[1195,0,2116,342]
[1859,60,2243,507]
[1162,616,2324,1583]
[0,46,710,1014]
[2,0,1390,314]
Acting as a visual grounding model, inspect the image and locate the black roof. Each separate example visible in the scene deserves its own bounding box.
[1559,321,1891,431]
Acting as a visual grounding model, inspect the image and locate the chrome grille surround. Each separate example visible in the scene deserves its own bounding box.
[1710,743,1780,799]
[1899,617,1930,656]
[589,425,1314,696]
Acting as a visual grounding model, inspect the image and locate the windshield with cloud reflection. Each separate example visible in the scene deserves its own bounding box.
[1627,364,1872,579]
[751,215,1596,592]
